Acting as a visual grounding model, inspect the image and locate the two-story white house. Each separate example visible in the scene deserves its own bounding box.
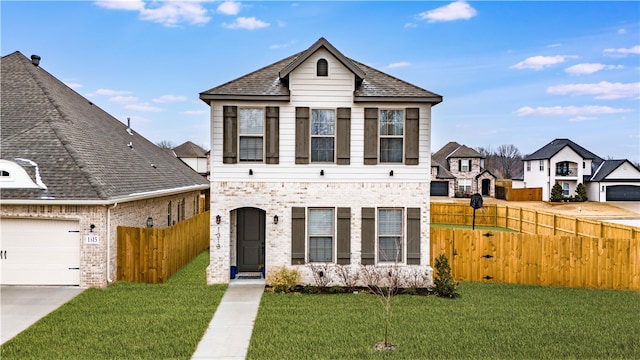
[199,38,442,284]
[516,138,640,202]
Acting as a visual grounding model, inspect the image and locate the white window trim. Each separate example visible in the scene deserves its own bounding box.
[378,109,405,164]
[238,107,265,163]
[307,207,336,263]
[310,108,336,163]
[376,207,405,264]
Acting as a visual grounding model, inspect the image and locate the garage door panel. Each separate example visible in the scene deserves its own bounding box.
[430,181,449,196]
[606,185,640,201]
[0,218,80,285]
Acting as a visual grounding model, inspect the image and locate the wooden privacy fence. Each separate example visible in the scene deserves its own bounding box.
[430,228,640,290]
[431,202,639,240]
[495,186,542,201]
[117,211,210,283]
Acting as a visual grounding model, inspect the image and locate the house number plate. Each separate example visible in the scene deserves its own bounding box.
[85,235,100,244]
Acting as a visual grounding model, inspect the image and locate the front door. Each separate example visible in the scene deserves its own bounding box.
[237,208,265,272]
[482,179,490,196]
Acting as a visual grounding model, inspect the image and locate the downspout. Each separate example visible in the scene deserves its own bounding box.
[107,202,118,283]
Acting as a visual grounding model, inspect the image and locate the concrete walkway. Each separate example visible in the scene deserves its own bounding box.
[192,279,265,360]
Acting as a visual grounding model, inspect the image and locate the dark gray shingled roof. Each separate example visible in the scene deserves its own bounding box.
[523,138,603,163]
[173,141,208,158]
[432,141,483,171]
[590,160,640,182]
[200,37,442,104]
[1,51,209,202]
[431,159,455,179]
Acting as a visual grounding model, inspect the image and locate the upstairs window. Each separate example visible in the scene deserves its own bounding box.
[459,159,471,172]
[311,109,335,162]
[379,110,404,163]
[526,161,531,171]
[539,160,545,171]
[239,108,264,162]
[317,59,328,76]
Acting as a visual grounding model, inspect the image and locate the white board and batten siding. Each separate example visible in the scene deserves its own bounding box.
[0,218,80,285]
[209,48,433,183]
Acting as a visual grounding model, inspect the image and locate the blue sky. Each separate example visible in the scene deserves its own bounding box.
[3,1,639,164]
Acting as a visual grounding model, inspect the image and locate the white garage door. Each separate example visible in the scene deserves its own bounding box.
[0,218,80,285]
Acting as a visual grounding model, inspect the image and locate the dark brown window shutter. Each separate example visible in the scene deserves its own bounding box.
[337,207,351,264]
[265,106,279,164]
[361,207,375,265]
[364,108,378,165]
[405,108,419,165]
[458,160,462,171]
[336,108,351,165]
[406,208,421,265]
[295,107,310,164]
[223,106,238,164]
[291,207,306,265]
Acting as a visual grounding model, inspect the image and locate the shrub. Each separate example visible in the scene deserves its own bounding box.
[433,254,458,298]
[332,264,360,291]
[307,263,332,288]
[550,183,564,202]
[266,267,301,293]
[575,183,588,202]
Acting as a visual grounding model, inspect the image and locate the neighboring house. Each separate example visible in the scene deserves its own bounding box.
[0,52,210,287]
[431,141,496,197]
[173,141,210,178]
[514,138,640,202]
[199,38,442,284]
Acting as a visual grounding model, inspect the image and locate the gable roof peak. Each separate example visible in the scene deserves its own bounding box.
[279,37,366,80]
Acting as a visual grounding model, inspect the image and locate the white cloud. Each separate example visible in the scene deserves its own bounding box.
[183,110,207,115]
[95,0,211,27]
[152,95,187,103]
[604,45,640,56]
[564,63,623,75]
[90,88,132,96]
[109,95,138,104]
[618,28,627,35]
[217,1,240,15]
[387,62,411,69]
[404,22,417,29]
[223,16,269,30]
[547,81,640,100]
[510,55,575,70]
[514,105,633,117]
[125,103,164,112]
[94,0,145,11]
[270,40,296,49]
[569,116,598,122]
[419,0,477,22]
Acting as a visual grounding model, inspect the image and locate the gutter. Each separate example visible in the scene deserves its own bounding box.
[0,184,210,206]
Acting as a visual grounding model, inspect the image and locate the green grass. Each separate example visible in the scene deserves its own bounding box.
[0,251,226,360]
[247,282,640,359]
[430,223,518,232]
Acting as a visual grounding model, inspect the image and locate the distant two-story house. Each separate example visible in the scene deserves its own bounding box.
[515,138,640,202]
[199,38,442,284]
[0,51,209,287]
[173,141,210,178]
[431,141,495,197]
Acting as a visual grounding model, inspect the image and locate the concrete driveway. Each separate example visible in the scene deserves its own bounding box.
[1,286,84,344]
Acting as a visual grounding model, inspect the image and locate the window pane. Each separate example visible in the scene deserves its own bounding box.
[311,109,335,135]
[309,209,333,235]
[239,109,264,134]
[379,236,401,262]
[311,138,334,162]
[239,137,263,161]
[380,138,403,162]
[379,110,403,136]
[379,209,402,235]
[309,237,332,262]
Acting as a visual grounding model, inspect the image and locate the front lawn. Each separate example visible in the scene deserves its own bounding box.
[247,282,640,359]
[0,251,226,360]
